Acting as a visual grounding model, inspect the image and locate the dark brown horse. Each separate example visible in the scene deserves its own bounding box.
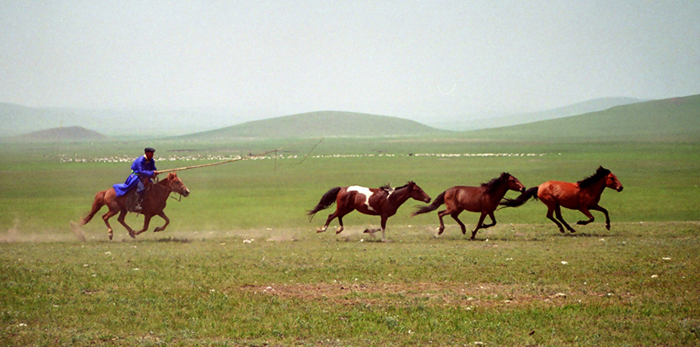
[412,172,525,239]
[308,181,431,242]
[81,172,190,240]
[500,166,623,233]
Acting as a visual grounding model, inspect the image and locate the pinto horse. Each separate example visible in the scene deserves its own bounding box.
[499,166,623,233]
[308,181,431,242]
[412,172,525,239]
[81,172,190,240]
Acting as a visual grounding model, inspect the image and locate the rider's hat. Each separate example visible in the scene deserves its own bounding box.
[144,147,156,153]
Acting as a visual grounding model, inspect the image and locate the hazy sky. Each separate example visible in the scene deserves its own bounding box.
[1,1,699,122]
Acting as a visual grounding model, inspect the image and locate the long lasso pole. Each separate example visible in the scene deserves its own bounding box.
[155,137,324,174]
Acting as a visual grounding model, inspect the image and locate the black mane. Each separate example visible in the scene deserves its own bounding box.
[483,172,511,193]
[578,166,610,188]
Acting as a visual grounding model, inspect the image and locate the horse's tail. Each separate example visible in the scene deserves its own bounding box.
[81,190,107,225]
[500,187,539,208]
[307,187,341,221]
[412,191,445,216]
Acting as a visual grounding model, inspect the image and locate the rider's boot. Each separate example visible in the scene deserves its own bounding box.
[134,196,143,213]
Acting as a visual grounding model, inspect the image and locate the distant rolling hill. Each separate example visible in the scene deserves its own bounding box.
[0,103,251,137]
[179,111,451,139]
[466,94,700,142]
[6,126,109,142]
[0,103,70,137]
[429,97,642,131]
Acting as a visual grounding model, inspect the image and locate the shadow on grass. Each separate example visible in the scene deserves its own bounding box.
[156,237,191,243]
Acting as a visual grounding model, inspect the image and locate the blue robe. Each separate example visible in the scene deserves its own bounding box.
[113,155,157,197]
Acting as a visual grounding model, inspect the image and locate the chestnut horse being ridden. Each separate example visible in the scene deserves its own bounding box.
[81,172,190,240]
[500,166,623,233]
[308,181,431,242]
[413,172,525,239]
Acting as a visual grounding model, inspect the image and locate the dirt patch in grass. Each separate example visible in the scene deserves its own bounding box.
[239,281,607,308]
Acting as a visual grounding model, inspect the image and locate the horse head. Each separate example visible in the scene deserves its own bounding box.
[504,173,526,192]
[407,181,431,203]
[605,171,624,192]
[165,172,191,197]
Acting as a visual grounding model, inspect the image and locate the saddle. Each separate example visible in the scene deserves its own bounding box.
[125,190,142,213]
[125,181,154,213]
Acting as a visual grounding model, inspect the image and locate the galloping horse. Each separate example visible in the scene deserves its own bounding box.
[499,166,623,233]
[308,181,431,242]
[413,172,525,239]
[81,172,190,240]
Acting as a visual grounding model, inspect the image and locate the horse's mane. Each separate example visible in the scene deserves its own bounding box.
[578,166,610,188]
[483,173,510,193]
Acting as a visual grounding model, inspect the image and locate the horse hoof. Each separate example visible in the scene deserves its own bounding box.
[109,234,113,241]
[605,225,611,231]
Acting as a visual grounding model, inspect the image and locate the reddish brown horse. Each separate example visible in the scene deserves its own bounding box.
[500,166,623,233]
[308,181,431,242]
[413,172,525,239]
[81,172,190,240]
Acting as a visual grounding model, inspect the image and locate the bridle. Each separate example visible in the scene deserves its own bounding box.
[154,176,187,202]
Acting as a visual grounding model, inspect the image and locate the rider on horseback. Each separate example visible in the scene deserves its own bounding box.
[113,147,158,212]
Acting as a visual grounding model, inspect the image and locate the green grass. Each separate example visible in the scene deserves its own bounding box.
[1,138,699,236]
[1,134,699,345]
[2,223,699,345]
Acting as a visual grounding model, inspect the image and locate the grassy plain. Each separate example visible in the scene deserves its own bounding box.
[1,135,700,345]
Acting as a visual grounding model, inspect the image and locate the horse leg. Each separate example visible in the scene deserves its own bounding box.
[590,204,611,230]
[135,215,153,236]
[154,211,170,232]
[380,216,389,242]
[435,210,450,235]
[101,209,119,240]
[317,211,337,233]
[450,212,467,235]
[470,212,489,240]
[116,209,135,239]
[545,205,566,233]
[319,209,351,233]
[554,204,575,233]
[335,215,345,234]
[362,216,388,239]
[576,207,595,226]
[480,211,497,229]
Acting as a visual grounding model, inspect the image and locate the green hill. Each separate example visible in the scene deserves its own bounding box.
[5,126,109,142]
[466,94,700,142]
[431,97,642,130]
[180,111,451,139]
